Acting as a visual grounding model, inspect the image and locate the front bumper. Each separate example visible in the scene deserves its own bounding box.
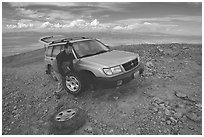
[96,62,144,87]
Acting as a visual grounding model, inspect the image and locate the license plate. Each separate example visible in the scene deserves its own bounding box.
[133,71,140,78]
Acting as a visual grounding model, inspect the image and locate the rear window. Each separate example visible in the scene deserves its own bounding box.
[46,47,53,56]
[52,45,62,57]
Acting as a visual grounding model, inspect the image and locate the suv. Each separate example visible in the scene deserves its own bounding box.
[40,36,144,95]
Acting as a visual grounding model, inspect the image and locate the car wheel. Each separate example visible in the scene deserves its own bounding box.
[49,107,87,135]
[63,73,84,96]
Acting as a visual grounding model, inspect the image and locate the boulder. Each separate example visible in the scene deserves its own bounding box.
[84,126,93,133]
[175,91,187,98]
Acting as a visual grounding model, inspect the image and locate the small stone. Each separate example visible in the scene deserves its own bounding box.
[158,111,162,115]
[14,114,20,118]
[174,112,183,119]
[145,72,153,76]
[159,103,165,108]
[135,128,141,134]
[195,103,202,109]
[164,109,171,116]
[175,91,187,98]
[166,120,171,125]
[153,97,164,104]
[85,126,93,133]
[153,107,159,112]
[146,61,155,69]
[41,83,46,87]
[93,119,98,125]
[169,117,177,123]
[102,124,107,128]
[121,113,127,117]
[113,96,119,100]
[121,128,128,132]
[161,118,166,121]
[82,101,86,105]
[180,115,187,122]
[178,104,185,108]
[187,96,197,102]
[164,129,169,134]
[74,97,78,100]
[109,129,114,134]
[188,126,194,130]
[152,102,159,107]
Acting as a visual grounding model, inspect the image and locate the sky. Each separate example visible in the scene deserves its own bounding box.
[2,2,202,36]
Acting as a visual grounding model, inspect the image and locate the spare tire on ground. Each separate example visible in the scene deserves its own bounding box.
[49,107,87,135]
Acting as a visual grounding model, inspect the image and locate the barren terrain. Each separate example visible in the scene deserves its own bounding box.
[2,43,202,135]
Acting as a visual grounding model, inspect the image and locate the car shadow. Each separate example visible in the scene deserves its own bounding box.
[79,77,150,102]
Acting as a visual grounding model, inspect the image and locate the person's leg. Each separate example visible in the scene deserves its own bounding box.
[53,71,64,99]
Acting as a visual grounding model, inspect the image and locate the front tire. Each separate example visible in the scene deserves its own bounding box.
[63,73,84,96]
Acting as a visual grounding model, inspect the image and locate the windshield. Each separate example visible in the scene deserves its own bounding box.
[72,40,110,58]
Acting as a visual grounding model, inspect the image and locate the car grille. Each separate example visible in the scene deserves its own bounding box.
[122,58,138,71]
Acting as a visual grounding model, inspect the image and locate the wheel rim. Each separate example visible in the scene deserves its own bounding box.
[65,76,80,92]
[55,108,78,121]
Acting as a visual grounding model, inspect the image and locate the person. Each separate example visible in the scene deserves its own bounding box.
[52,42,75,99]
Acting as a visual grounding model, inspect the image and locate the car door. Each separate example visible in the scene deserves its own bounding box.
[51,45,63,64]
[45,46,54,65]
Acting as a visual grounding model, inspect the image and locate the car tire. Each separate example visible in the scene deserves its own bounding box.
[49,107,87,135]
[63,72,84,96]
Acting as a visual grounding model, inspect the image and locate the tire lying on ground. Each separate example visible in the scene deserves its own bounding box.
[49,107,87,135]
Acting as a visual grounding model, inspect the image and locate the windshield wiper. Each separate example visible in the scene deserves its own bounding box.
[94,50,108,55]
[80,50,108,58]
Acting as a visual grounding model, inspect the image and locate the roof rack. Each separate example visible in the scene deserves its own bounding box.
[50,36,92,44]
[39,36,92,45]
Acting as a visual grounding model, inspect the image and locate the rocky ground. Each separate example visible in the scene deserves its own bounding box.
[2,43,202,135]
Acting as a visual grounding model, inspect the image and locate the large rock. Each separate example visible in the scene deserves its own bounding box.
[186,111,202,122]
[174,91,187,98]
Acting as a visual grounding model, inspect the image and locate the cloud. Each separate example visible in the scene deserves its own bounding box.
[117,15,202,24]
[3,14,200,36]
[16,8,45,19]
[15,6,79,23]
[112,21,179,34]
[90,19,99,26]
[45,10,75,21]
[9,2,79,7]
[5,18,110,31]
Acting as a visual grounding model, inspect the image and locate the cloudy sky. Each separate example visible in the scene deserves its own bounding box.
[2,2,202,36]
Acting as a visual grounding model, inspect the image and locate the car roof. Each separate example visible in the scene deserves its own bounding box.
[39,36,94,47]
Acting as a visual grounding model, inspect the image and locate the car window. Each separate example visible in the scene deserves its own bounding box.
[73,40,109,58]
[52,45,62,57]
[46,46,53,57]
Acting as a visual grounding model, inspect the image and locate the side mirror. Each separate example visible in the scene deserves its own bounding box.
[73,58,80,64]
[105,45,111,49]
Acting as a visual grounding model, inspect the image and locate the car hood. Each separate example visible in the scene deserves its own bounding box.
[81,50,138,67]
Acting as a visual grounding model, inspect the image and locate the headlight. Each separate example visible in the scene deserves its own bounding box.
[103,65,123,75]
